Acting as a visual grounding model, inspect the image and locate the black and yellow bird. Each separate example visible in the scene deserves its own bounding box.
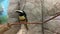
[16,10,28,30]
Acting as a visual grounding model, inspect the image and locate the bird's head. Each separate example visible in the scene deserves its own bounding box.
[16,10,23,13]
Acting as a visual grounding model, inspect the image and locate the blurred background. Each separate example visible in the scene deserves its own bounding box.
[4,0,60,34]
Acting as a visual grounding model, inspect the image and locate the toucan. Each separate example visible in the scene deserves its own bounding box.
[16,10,28,30]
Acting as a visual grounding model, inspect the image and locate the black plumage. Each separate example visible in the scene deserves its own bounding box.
[16,10,28,30]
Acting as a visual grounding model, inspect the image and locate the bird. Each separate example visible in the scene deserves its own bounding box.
[16,10,28,30]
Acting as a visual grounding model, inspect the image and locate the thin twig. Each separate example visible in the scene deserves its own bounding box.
[41,0,45,34]
[7,12,60,25]
[44,12,60,23]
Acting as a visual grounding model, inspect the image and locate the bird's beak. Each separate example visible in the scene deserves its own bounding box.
[15,10,20,13]
[15,10,23,13]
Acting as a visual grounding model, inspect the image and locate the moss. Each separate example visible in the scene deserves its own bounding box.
[0,16,8,24]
